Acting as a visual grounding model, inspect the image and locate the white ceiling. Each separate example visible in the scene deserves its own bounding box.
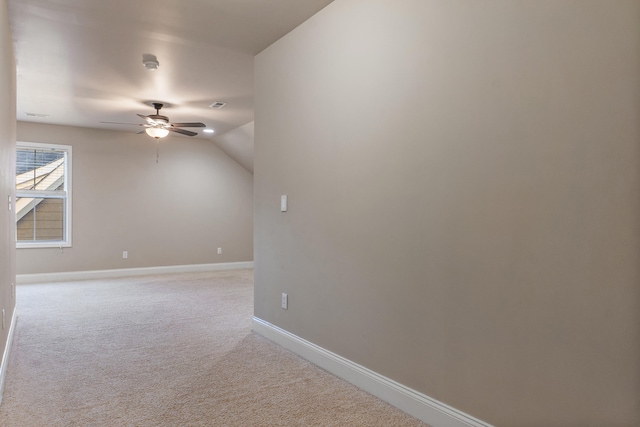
[7,0,333,142]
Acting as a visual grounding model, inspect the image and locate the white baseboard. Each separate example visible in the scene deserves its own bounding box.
[252,317,493,427]
[0,308,17,407]
[16,261,254,284]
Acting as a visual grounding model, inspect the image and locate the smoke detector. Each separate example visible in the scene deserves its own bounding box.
[142,54,159,71]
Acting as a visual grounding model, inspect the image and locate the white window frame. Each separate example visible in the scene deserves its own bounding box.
[16,141,73,249]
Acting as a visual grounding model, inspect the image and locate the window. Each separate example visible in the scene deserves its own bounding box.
[15,142,72,248]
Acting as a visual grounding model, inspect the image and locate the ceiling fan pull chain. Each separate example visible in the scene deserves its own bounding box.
[156,140,160,163]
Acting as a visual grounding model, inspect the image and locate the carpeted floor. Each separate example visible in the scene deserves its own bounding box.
[0,269,430,426]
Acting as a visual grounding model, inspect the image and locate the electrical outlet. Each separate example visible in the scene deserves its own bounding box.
[122,251,128,259]
[281,293,288,310]
[217,247,222,255]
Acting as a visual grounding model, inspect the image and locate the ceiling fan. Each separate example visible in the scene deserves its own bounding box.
[102,103,206,139]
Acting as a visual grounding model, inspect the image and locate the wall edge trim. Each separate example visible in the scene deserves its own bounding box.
[0,308,18,407]
[16,261,254,284]
[252,316,493,427]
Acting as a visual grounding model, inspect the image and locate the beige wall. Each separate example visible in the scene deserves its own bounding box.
[17,122,253,274]
[254,1,640,426]
[0,0,17,387]
[212,121,254,174]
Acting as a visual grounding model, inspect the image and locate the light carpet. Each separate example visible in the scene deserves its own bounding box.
[0,269,429,426]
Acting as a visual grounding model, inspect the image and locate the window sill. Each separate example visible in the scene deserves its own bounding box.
[17,242,72,249]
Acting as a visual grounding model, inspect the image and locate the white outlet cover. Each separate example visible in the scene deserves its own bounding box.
[281,293,288,309]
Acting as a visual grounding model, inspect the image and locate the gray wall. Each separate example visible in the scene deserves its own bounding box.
[0,0,16,385]
[17,122,253,275]
[253,1,640,426]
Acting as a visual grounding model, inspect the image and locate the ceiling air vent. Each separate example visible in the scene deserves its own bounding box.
[25,112,50,118]
[209,101,227,109]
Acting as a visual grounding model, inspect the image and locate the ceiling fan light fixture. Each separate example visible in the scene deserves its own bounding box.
[145,127,169,139]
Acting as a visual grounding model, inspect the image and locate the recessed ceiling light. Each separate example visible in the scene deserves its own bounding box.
[203,129,215,134]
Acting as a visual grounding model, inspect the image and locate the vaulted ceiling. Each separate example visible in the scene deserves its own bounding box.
[7,0,334,170]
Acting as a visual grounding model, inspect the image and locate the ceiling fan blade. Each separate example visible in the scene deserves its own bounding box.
[101,121,145,126]
[137,114,158,125]
[170,122,206,128]
[168,127,198,137]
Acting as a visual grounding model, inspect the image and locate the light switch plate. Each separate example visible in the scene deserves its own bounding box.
[281,195,288,212]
